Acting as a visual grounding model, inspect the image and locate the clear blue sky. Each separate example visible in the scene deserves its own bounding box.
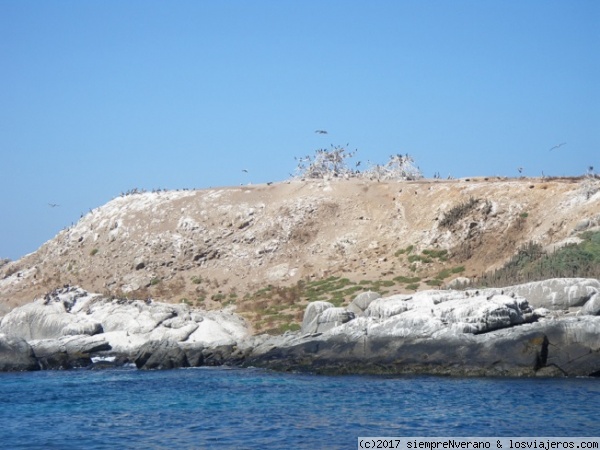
[1,0,598,260]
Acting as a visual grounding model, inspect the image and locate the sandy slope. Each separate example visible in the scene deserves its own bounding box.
[1,177,599,318]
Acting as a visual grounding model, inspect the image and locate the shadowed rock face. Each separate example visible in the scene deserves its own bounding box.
[538,317,600,376]
[245,328,551,377]
[30,335,111,370]
[0,334,39,372]
[582,293,600,316]
[246,318,600,377]
[134,341,189,370]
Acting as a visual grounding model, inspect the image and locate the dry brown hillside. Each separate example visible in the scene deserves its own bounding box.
[1,176,599,333]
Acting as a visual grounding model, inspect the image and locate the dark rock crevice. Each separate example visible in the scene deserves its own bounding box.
[534,335,549,371]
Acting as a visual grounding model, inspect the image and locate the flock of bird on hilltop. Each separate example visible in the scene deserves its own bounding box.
[47,135,576,209]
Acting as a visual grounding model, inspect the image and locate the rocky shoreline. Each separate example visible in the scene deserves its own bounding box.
[1,278,600,377]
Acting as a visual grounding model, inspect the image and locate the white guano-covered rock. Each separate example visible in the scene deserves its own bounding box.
[314,307,355,334]
[79,299,176,334]
[432,294,534,333]
[0,289,103,340]
[304,289,536,339]
[0,287,252,359]
[186,311,250,346]
[347,291,381,316]
[365,310,446,338]
[301,301,334,334]
[365,294,413,320]
[505,278,600,310]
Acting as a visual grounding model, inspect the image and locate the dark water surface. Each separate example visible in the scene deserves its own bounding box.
[1,367,598,449]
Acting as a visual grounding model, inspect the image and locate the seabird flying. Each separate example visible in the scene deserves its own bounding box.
[48,203,59,208]
[315,130,328,134]
[549,142,566,151]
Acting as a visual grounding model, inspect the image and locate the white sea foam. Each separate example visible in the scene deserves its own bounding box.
[91,355,116,363]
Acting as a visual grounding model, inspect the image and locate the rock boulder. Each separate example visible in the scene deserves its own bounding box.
[0,291,103,340]
[0,333,39,371]
[504,278,600,310]
[581,293,600,316]
[346,291,381,316]
[134,340,189,370]
[30,335,111,370]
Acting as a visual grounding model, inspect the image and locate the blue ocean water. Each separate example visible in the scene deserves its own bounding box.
[0,367,598,449]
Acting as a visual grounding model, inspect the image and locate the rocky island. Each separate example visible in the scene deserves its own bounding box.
[1,177,599,376]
